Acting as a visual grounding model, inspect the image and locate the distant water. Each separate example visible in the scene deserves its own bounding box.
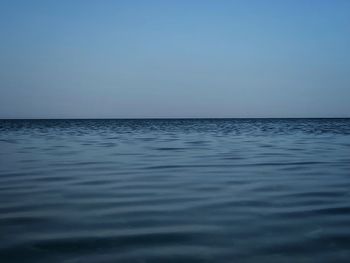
[1,119,350,263]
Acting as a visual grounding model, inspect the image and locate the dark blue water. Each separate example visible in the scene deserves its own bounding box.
[1,119,350,263]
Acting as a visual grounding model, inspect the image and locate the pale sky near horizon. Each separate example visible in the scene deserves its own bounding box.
[1,0,350,118]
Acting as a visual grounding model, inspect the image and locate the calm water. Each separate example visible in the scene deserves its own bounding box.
[1,119,350,263]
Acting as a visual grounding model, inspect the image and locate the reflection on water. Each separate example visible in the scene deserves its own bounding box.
[0,119,350,263]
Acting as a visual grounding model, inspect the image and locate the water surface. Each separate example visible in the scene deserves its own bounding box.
[0,119,350,262]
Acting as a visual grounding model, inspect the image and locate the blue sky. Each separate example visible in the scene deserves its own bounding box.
[1,0,350,118]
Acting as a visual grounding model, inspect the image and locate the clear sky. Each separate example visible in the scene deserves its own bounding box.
[1,0,350,118]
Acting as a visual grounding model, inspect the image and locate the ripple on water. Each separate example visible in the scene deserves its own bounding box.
[0,119,350,262]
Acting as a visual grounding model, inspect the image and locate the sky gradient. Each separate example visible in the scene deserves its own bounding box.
[1,0,350,118]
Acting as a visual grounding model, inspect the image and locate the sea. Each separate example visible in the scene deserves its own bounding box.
[0,118,350,263]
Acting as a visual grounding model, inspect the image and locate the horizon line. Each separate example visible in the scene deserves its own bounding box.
[1,117,350,120]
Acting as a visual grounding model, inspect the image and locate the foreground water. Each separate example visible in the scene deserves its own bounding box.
[0,119,350,263]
